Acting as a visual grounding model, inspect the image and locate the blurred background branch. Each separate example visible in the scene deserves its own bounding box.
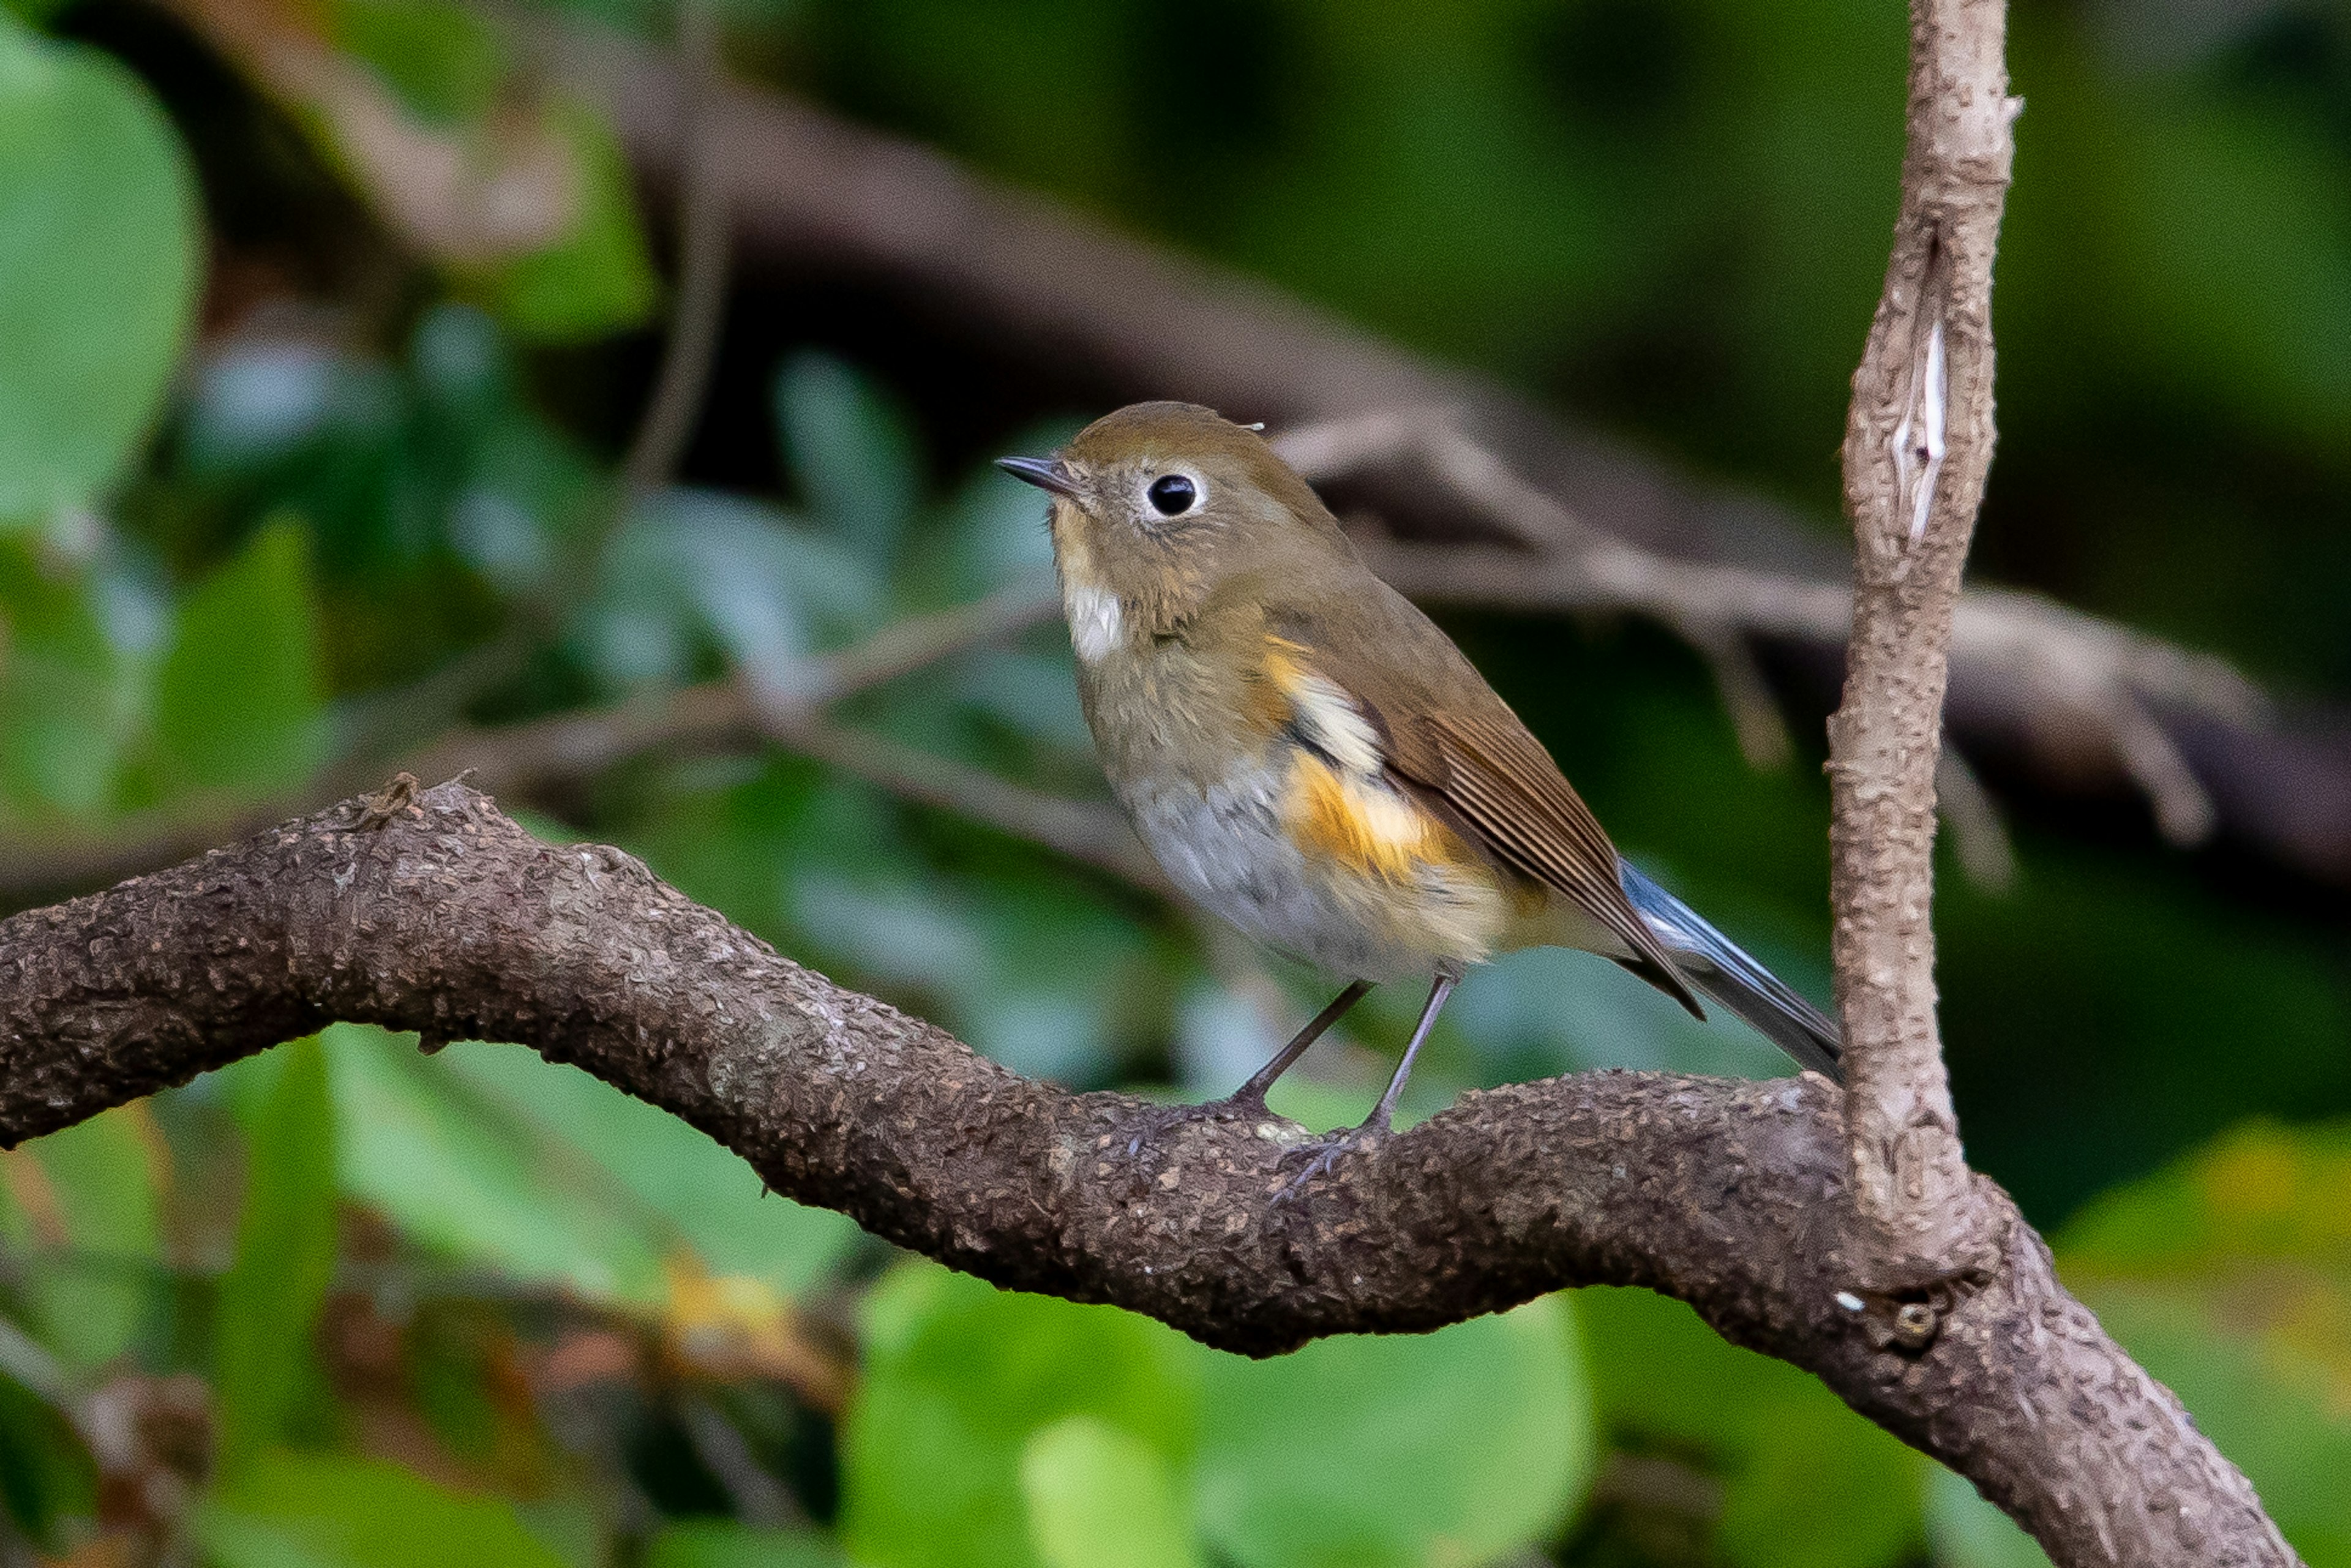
[613,0,726,507]
[552,18,2351,890]
[2,1,2329,912]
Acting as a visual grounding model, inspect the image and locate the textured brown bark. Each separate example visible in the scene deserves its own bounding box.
[1810,3,2292,1562]
[1828,0,2015,1270]
[0,781,2297,1566]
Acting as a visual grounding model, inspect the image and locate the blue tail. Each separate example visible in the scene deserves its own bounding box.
[1617,862,1843,1081]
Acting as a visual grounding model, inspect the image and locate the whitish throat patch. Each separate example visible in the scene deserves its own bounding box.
[1067,582,1124,664]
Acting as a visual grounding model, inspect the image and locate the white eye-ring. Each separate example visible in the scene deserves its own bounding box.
[1144,472,1202,518]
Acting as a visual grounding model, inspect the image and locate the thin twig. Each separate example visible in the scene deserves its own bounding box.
[0,1312,80,1423]
[2101,689,2218,846]
[1283,413,2256,847]
[0,580,1057,902]
[619,0,730,503]
[1675,617,1795,771]
[1935,743,2017,893]
[395,586,1151,887]
[793,578,1058,708]
[411,663,1157,889]
[408,683,748,801]
[677,1395,800,1529]
[752,703,1161,890]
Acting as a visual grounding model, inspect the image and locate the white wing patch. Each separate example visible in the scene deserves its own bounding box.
[1065,582,1124,664]
[1288,670,1382,775]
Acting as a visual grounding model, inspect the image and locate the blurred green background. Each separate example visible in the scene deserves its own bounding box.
[1,0,2347,1563]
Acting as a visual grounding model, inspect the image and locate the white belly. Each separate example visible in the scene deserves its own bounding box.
[1117,757,1510,981]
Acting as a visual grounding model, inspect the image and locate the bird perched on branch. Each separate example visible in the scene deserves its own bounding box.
[1000,403,1839,1171]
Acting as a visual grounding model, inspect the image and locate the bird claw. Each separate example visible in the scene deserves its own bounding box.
[1119,1093,1267,1166]
[1272,1123,1381,1204]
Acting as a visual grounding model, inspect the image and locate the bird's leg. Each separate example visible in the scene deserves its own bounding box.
[1278,973,1457,1196]
[1362,972,1455,1131]
[1226,979,1374,1109]
[1122,980,1373,1158]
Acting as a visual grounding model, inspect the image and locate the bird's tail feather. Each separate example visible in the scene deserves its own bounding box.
[1617,862,1843,1081]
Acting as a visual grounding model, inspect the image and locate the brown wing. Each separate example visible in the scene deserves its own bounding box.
[1384,706,1704,1018]
[1260,574,1701,1016]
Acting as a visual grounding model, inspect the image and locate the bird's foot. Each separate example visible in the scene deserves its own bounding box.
[1119,1091,1280,1160]
[1272,1120,1385,1204]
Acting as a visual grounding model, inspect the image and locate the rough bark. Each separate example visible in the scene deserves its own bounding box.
[0,778,2293,1566]
[1829,0,2015,1269]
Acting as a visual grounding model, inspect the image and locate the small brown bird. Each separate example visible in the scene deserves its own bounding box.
[1000,403,1838,1161]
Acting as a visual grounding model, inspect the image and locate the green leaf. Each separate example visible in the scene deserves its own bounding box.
[326,0,506,125]
[1714,1392,1924,1568]
[440,1042,858,1297]
[588,489,887,696]
[1194,1296,1592,1568]
[1578,1286,1925,1568]
[2057,1120,2351,1564]
[148,520,327,797]
[0,541,125,817]
[323,1024,667,1305]
[928,422,1073,593]
[0,1375,94,1548]
[14,1106,164,1370]
[21,1110,159,1259]
[0,16,198,525]
[2060,1118,2351,1278]
[1923,1466,2050,1568]
[1021,1417,1204,1568]
[644,1520,849,1568]
[842,1263,1202,1568]
[197,1451,568,1568]
[773,353,923,568]
[215,1036,339,1477]
[484,99,659,343]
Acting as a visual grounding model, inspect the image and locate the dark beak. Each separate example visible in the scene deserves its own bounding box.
[995,455,1082,498]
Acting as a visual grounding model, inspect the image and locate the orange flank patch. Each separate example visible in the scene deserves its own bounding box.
[1284,753,1460,882]
[1244,634,1311,734]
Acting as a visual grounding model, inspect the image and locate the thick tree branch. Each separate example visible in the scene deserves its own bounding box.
[0,779,2292,1566]
[1826,0,2016,1267]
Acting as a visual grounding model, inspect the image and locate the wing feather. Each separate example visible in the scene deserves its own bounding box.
[1393,708,1703,1017]
[1262,587,1701,1017]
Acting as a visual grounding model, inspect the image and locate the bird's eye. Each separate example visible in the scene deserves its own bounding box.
[1146,474,1198,517]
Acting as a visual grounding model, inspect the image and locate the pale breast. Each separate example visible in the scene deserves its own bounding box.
[1063,571,1513,979]
[1118,748,1511,981]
